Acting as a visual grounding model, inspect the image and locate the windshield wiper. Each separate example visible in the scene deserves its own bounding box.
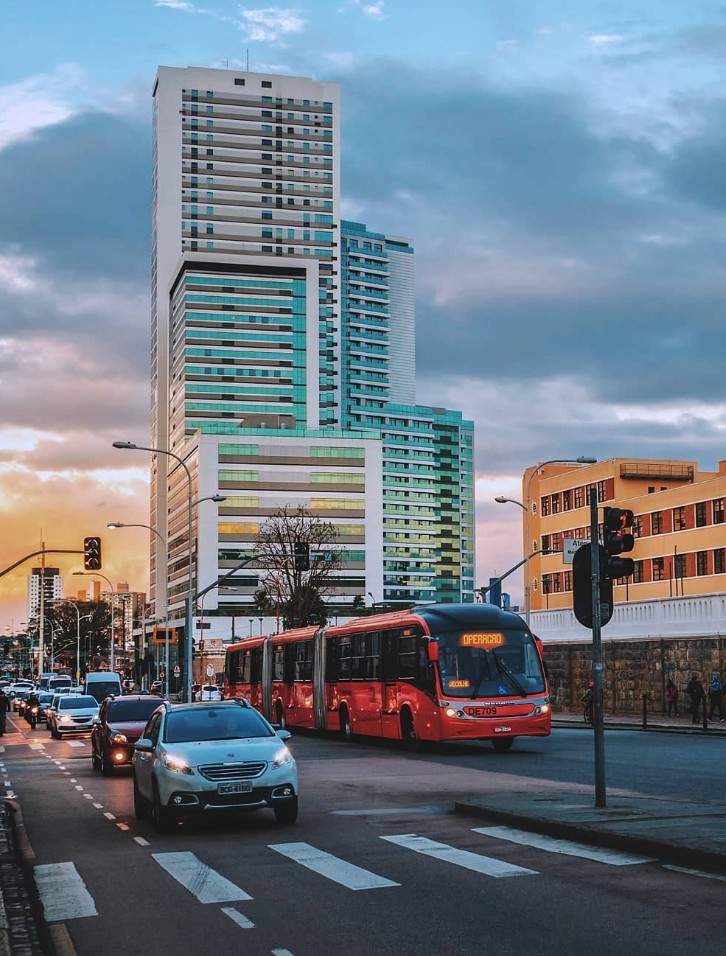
[491,650,527,697]
[470,652,495,699]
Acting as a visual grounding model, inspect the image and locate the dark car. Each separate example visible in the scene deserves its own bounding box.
[91,695,164,775]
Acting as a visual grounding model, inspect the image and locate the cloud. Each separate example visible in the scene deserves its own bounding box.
[589,34,624,45]
[0,65,84,150]
[238,7,306,43]
[341,0,386,18]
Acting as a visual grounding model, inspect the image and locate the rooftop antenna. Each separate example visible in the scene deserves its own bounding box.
[246,48,250,72]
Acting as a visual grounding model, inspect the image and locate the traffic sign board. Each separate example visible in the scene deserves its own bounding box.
[563,537,590,563]
[173,665,181,677]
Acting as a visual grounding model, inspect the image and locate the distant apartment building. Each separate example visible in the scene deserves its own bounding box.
[524,458,726,619]
[149,66,475,639]
[27,567,63,621]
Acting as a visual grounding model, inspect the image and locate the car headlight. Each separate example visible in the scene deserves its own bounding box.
[58,715,73,724]
[162,753,194,775]
[111,733,128,744]
[272,746,293,769]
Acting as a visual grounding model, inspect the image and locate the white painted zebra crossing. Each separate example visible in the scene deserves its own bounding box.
[34,826,665,925]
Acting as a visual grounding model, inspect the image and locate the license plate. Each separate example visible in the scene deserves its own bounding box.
[465,706,497,717]
[217,782,252,795]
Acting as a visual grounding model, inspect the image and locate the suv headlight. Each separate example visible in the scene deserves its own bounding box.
[272,747,293,769]
[162,753,194,775]
[111,733,128,744]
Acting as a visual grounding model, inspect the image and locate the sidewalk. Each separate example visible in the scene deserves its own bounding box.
[455,709,726,876]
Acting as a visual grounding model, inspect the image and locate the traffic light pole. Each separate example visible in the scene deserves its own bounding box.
[589,491,607,808]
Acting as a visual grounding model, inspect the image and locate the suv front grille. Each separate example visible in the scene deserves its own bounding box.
[199,762,267,781]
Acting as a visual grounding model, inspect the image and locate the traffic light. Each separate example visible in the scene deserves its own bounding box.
[603,508,635,581]
[83,536,102,570]
[293,541,310,571]
[572,543,613,629]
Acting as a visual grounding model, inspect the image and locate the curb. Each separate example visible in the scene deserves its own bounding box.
[2,800,77,956]
[453,800,726,877]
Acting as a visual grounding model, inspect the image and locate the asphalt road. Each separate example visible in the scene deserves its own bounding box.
[2,718,725,956]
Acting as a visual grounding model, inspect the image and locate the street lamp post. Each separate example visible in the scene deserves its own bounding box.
[496,456,596,627]
[51,602,92,684]
[73,571,116,670]
[113,440,225,701]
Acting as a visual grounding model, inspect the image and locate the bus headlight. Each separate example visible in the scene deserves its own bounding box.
[445,707,458,718]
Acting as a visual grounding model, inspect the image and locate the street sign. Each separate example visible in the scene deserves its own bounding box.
[195,621,211,629]
[563,537,590,564]
[206,664,215,677]
[173,665,181,677]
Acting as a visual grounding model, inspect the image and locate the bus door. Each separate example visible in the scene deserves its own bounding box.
[292,639,315,728]
[380,630,400,738]
[350,632,382,737]
[261,637,273,722]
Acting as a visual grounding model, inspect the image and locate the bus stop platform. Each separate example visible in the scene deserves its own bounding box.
[455,712,726,875]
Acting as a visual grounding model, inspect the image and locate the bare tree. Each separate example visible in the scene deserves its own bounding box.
[254,506,344,629]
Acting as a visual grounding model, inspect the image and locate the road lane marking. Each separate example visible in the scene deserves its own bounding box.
[332,805,449,816]
[83,794,93,800]
[134,837,150,847]
[152,852,253,903]
[664,865,726,882]
[381,834,538,878]
[28,743,44,751]
[34,862,97,921]
[66,741,85,748]
[473,827,656,866]
[269,842,400,890]
[74,786,83,792]
[92,803,103,809]
[271,950,296,956]
[103,812,116,821]
[221,906,255,929]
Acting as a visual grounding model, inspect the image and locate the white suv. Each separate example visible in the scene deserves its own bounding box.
[132,699,298,833]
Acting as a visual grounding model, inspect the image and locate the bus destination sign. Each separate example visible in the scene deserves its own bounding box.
[460,632,506,648]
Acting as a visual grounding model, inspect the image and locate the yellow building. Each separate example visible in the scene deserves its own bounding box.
[524,458,726,613]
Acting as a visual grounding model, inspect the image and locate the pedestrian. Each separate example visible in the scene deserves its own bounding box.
[0,690,8,736]
[687,674,704,725]
[665,679,679,717]
[707,673,723,721]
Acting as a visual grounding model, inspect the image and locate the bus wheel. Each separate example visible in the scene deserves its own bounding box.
[491,738,514,753]
[400,709,419,751]
[339,706,353,741]
[275,701,286,729]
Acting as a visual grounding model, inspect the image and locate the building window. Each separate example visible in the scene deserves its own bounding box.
[550,532,562,552]
[563,570,572,592]
[715,549,725,574]
[234,78,245,86]
[673,506,686,531]
[674,553,687,579]
[540,495,550,517]
[652,557,665,581]
[562,489,571,511]
[262,80,272,88]
[574,486,583,508]
[652,511,663,535]
[696,501,708,527]
[596,481,606,502]
[714,499,724,524]
[633,560,644,584]
[551,493,561,514]
[697,551,708,576]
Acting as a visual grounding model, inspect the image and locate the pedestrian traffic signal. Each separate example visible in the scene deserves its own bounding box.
[293,541,310,572]
[83,536,102,570]
[603,507,635,580]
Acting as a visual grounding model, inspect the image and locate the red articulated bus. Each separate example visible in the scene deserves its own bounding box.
[223,602,551,752]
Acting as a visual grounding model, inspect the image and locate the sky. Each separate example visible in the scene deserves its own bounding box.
[1,0,726,627]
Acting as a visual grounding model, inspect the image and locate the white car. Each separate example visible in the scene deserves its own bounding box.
[132,699,298,833]
[195,684,222,702]
[49,695,100,738]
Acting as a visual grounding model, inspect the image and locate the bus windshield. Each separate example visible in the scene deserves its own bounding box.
[435,628,546,699]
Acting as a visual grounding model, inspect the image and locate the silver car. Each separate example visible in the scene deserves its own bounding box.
[49,695,100,738]
[133,699,298,833]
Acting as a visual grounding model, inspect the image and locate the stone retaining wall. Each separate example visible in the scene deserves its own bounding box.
[544,635,726,715]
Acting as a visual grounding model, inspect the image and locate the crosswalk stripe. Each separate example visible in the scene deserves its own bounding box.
[152,851,253,903]
[28,743,44,751]
[66,741,85,748]
[381,834,538,878]
[269,842,400,890]
[34,863,97,921]
[221,906,255,929]
[473,826,655,865]
[664,865,726,882]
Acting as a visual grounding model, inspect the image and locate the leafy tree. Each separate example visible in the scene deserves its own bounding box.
[43,601,111,670]
[254,505,344,629]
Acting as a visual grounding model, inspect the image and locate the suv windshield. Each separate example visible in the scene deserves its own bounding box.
[436,628,546,699]
[107,700,161,722]
[164,706,273,743]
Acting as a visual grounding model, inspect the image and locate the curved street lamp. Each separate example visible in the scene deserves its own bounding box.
[112,440,226,701]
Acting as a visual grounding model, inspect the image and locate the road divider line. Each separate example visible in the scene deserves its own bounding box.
[103,812,116,821]
[152,851,253,903]
[472,826,655,865]
[381,834,538,878]
[34,862,97,922]
[269,842,400,890]
[221,906,255,929]
[134,837,150,847]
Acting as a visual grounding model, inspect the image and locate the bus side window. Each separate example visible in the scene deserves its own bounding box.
[272,644,285,682]
[326,636,339,682]
[338,636,352,680]
[250,647,262,685]
[381,631,397,681]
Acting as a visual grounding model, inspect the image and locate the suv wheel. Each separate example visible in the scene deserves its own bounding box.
[133,774,151,820]
[151,780,175,834]
[101,746,114,776]
[274,796,298,825]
